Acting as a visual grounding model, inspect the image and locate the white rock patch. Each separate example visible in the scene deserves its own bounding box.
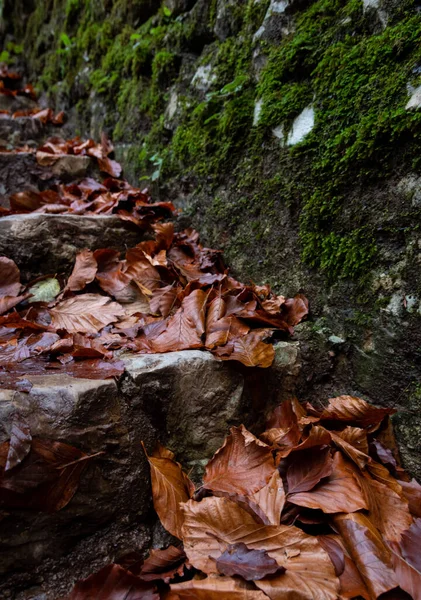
[272,124,284,140]
[406,85,421,110]
[191,64,217,92]
[253,99,263,126]
[286,105,315,146]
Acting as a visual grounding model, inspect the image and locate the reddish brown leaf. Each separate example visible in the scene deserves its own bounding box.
[66,249,98,292]
[150,285,179,317]
[216,330,275,368]
[216,542,282,580]
[286,447,333,495]
[399,519,421,572]
[249,470,285,526]
[5,413,32,472]
[357,470,413,542]
[150,289,208,353]
[282,293,309,326]
[320,395,394,427]
[400,479,421,518]
[139,546,187,583]
[50,294,124,334]
[203,425,275,497]
[334,512,397,598]
[330,430,370,470]
[0,257,21,298]
[94,249,132,296]
[68,564,158,599]
[389,541,421,600]
[143,442,194,539]
[0,438,95,512]
[0,294,29,315]
[288,451,368,513]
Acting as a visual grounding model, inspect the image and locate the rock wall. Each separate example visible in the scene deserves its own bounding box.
[2,0,421,476]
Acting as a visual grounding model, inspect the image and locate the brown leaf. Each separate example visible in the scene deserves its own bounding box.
[0,438,94,512]
[216,330,275,368]
[50,293,124,334]
[357,471,413,542]
[249,470,285,526]
[330,430,370,470]
[68,563,158,599]
[399,519,421,572]
[0,293,29,315]
[216,542,282,580]
[288,451,368,513]
[150,289,208,353]
[125,248,162,293]
[150,285,179,317]
[5,413,32,472]
[66,249,98,292]
[286,447,333,495]
[182,496,339,599]
[94,249,132,296]
[203,425,275,497]
[0,257,21,298]
[167,575,268,599]
[139,546,187,583]
[400,479,421,518]
[389,540,421,600]
[282,293,309,326]
[334,512,397,598]
[143,442,194,539]
[320,395,394,427]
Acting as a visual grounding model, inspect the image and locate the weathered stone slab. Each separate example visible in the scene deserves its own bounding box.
[0,374,155,575]
[0,117,57,147]
[0,95,37,113]
[121,350,246,463]
[0,213,144,279]
[0,152,95,207]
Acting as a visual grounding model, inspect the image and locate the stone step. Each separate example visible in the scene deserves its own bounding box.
[0,213,145,279]
[0,151,99,208]
[0,94,37,113]
[0,347,300,599]
[0,116,60,148]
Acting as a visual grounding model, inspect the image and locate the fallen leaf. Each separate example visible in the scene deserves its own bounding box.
[334,512,397,598]
[216,543,282,580]
[203,425,275,497]
[66,249,98,292]
[50,293,124,334]
[68,563,158,599]
[143,442,194,539]
[286,447,333,495]
[249,470,285,526]
[320,395,394,428]
[139,546,187,583]
[0,257,21,298]
[28,278,61,303]
[5,413,32,472]
[288,451,368,513]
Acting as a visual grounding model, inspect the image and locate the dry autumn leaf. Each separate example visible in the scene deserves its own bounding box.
[143,442,194,539]
[203,425,275,497]
[49,293,124,334]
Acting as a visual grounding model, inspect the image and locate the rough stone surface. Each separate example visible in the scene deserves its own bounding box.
[0,374,155,578]
[0,213,144,279]
[121,350,246,462]
[0,117,57,148]
[286,105,315,146]
[406,85,421,110]
[0,347,301,597]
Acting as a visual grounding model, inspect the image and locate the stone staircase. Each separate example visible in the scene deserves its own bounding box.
[0,86,301,599]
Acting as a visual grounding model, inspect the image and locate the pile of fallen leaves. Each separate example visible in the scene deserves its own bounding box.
[65,395,421,599]
[0,64,36,101]
[0,225,308,389]
[2,175,175,223]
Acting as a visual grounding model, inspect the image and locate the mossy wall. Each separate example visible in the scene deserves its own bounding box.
[2,0,421,472]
